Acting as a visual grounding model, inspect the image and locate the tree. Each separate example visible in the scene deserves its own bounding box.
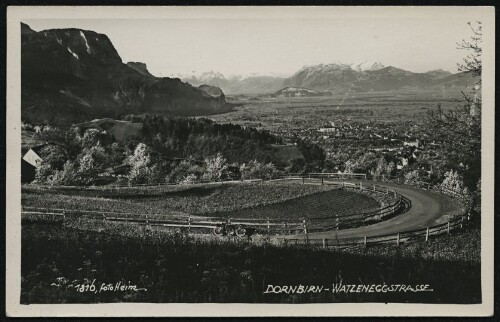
[343,160,355,174]
[51,160,79,185]
[39,145,68,170]
[427,22,482,197]
[203,153,228,181]
[166,160,199,183]
[240,160,277,180]
[441,169,469,197]
[36,126,81,159]
[81,128,104,149]
[34,163,53,184]
[404,169,420,185]
[457,22,482,83]
[147,162,168,184]
[285,158,307,174]
[386,161,396,177]
[373,157,388,177]
[77,148,103,185]
[128,143,152,184]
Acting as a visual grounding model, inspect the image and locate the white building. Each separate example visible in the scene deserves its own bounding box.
[404,139,419,148]
[22,145,46,168]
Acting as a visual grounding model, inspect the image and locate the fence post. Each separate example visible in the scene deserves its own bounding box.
[267,220,270,238]
[447,221,450,234]
[285,221,289,234]
[146,214,149,225]
[302,177,305,184]
[396,233,400,246]
[425,227,429,242]
[359,182,363,190]
[188,215,191,233]
[335,215,339,231]
[373,184,376,191]
[303,218,307,235]
[321,177,324,185]
[460,216,463,229]
[322,238,326,249]
[364,235,367,246]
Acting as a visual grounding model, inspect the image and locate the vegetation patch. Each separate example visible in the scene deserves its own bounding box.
[215,188,379,220]
[21,222,481,304]
[23,181,369,217]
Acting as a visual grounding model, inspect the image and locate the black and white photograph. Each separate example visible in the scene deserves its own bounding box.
[5,6,495,317]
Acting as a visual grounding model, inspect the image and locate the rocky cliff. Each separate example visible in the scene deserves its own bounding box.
[21,23,231,126]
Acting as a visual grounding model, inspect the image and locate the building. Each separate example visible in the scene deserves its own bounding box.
[403,139,419,148]
[21,143,53,183]
[22,144,47,168]
[318,127,336,133]
[21,159,37,183]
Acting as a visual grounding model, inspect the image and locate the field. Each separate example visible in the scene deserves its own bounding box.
[216,189,379,220]
[21,220,480,304]
[211,92,462,131]
[22,181,381,220]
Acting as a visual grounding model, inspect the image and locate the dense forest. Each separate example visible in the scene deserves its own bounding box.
[125,114,283,164]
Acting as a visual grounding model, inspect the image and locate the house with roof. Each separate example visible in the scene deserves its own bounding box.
[21,143,49,183]
[22,144,47,169]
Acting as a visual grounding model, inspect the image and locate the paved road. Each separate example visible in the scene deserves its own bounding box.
[285,180,467,241]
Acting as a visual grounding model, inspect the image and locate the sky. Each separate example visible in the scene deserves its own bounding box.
[25,10,479,78]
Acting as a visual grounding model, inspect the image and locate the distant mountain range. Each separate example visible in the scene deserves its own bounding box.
[21,21,478,127]
[181,62,475,95]
[21,23,231,126]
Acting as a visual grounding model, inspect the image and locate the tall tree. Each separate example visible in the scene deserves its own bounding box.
[128,143,153,184]
[428,21,482,212]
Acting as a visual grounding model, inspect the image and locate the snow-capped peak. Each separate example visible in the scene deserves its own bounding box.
[350,61,385,72]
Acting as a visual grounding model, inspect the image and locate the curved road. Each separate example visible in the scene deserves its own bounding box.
[284,180,467,241]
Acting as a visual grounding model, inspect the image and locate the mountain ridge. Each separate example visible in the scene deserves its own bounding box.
[21,23,231,126]
[180,63,472,95]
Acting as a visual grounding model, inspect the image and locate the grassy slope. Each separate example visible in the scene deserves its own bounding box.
[21,220,480,304]
[359,226,481,263]
[22,181,380,219]
[216,189,378,220]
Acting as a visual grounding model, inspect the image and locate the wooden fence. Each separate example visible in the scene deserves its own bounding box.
[24,172,369,191]
[278,213,469,248]
[22,174,468,245]
[21,177,403,236]
[21,206,306,234]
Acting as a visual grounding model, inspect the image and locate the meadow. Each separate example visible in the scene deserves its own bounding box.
[21,219,480,304]
[22,181,382,220]
[210,92,462,131]
[216,189,379,220]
